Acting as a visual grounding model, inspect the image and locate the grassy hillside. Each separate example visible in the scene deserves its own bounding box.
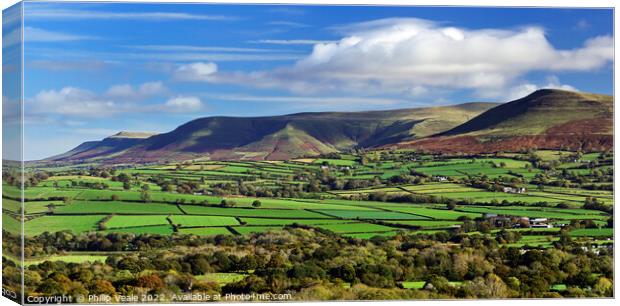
[443,89,612,137]
[397,89,613,153]
[47,131,158,162]
[48,102,496,163]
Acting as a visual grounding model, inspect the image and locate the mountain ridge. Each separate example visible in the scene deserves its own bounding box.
[45,101,498,163]
[43,90,613,164]
[392,89,613,153]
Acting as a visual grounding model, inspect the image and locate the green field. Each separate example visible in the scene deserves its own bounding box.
[24,254,110,266]
[4,151,611,243]
[232,226,283,235]
[194,273,247,285]
[170,215,239,227]
[569,228,613,237]
[54,201,183,215]
[178,227,234,236]
[315,209,426,220]
[105,215,170,228]
[103,224,175,235]
[315,222,397,233]
[24,215,104,236]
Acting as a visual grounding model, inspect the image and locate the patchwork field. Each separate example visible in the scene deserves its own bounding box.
[3,151,612,245]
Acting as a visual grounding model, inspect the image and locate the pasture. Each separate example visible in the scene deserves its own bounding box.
[2,150,611,246]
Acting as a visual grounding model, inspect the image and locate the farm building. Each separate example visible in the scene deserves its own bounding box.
[529,217,552,228]
[502,186,526,194]
[531,224,554,228]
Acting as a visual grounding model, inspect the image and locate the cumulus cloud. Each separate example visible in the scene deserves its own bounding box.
[185,18,612,98]
[106,81,168,100]
[164,96,203,112]
[29,83,199,117]
[173,62,218,81]
[32,87,118,117]
[502,76,578,101]
[212,94,403,107]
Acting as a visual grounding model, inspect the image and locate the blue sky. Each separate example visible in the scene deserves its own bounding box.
[14,2,613,160]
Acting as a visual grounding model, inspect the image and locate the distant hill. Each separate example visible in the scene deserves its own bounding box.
[47,131,158,162]
[45,102,496,163]
[44,89,612,163]
[392,89,613,153]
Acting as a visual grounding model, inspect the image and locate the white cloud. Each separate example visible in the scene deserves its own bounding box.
[24,46,301,64]
[29,83,196,118]
[164,96,203,112]
[106,81,168,99]
[191,18,612,96]
[127,44,290,53]
[32,87,118,117]
[28,60,111,71]
[267,21,310,28]
[503,76,578,101]
[139,81,167,96]
[28,8,236,21]
[73,128,120,137]
[212,94,404,107]
[106,84,134,98]
[574,19,591,31]
[252,39,335,45]
[4,27,98,47]
[173,62,218,81]
[25,27,97,42]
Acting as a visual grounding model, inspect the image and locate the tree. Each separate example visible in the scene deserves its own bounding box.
[136,274,164,290]
[252,200,262,208]
[123,181,131,190]
[140,190,151,203]
[89,279,116,296]
[593,277,613,296]
[463,274,510,298]
[220,199,236,208]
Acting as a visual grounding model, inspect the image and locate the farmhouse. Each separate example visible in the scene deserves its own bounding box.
[529,217,553,228]
[502,186,526,194]
[531,223,554,228]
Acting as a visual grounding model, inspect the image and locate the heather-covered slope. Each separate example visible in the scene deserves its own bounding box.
[393,89,613,153]
[47,102,496,163]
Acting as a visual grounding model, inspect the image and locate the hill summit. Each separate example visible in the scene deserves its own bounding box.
[108,131,158,139]
[44,89,612,163]
[45,102,496,163]
[393,89,612,153]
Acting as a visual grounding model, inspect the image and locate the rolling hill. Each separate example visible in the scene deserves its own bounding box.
[392,89,613,153]
[44,89,613,163]
[45,102,495,163]
[47,131,159,161]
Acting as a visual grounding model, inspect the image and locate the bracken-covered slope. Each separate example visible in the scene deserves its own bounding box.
[46,102,496,163]
[47,131,159,161]
[392,89,613,153]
